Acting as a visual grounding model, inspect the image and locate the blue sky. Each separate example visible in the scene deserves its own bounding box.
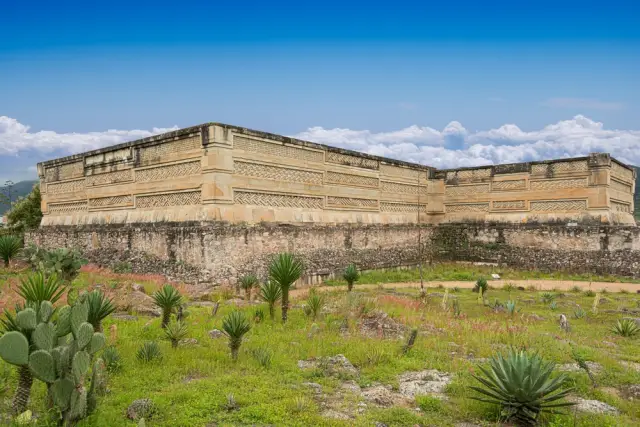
[1,0,639,182]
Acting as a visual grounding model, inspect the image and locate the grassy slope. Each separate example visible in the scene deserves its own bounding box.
[1,269,639,426]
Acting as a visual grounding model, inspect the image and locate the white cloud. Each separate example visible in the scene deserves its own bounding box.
[542,98,624,111]
[0,116,177,156]
[293,115,640,168]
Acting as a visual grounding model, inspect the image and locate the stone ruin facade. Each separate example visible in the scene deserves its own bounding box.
[37,122,636,226]
[27,123,640,285]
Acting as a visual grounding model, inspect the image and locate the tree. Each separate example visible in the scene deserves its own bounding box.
[6,184,42,234]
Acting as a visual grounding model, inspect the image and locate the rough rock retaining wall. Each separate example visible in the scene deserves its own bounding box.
[26,222,640,285]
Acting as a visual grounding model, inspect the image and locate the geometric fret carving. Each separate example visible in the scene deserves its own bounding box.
[446,168,491,181]
[445,184,490,196]
[611,200,631,213]
[492,180,526,191]
[45,161,84,183]
[326,171,378,188]
[446,203,490,213]
[530,200,587,212]
[327,196,378,209]
[381,181,428,195]
[234,161,322,185]
[610,179,632,194]
[532,160,588,175]
[88,195,133,208]
[380,202,426,213]
[492,200,526,210]
[611,161,634,183]
[234,136,324,163]
[47,179,85,194]
[326,151,379,170]
[86,169,133,186]
[234,191,323,209]
[530,178,587,190]
[136,191,201,208]
[380,164,424,180]
[137,161,202,183]
[139,136,201,165]
[48,201,88,214]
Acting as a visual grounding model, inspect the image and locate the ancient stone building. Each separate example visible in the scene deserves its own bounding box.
[28,123,640,284]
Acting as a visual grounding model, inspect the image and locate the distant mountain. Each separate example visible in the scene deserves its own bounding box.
[0,180,38,215]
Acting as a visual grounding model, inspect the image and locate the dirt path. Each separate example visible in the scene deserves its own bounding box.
[291,279,640,297]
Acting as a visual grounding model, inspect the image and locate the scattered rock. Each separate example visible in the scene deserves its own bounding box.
[572,398,619,415]
[455,423,482,427]
[622,384,640,400]
[358,311,406,339]
[187,301,218,307]
[130,283,145,293]
[601,341,617,348]
[208,329,224,339]
[297,354,358,378]
[375,423,389,427]
[320,409,352,420]
[114,290,161,317]
[620,361,640,372]
[558,362,602,373]
[111,313,138,321]
[126,398,156,421]
[527,314,545,321]
[397,370,452,398]
[361,385,401,407]
[302,382,323,395]
[179,338,199,346]
[340,380,362,394]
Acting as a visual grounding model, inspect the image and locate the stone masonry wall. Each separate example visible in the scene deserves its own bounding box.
[26,222,640,285]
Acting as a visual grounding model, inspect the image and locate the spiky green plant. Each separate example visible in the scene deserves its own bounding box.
[164,320,188,348]
[152,285,183,328]
[452,298,462,317]
[570,346,596,387]
[473,277,488,294]
[136,342,163,363]
[303,290,325,321]
[549,301,558,311]
[342,264,360,292]
[540,292,556,304]
[611,319,640,337]
[268,253,303,323]
[101,346,122,373]
[583,289,595,297]
[259,281,282,320]
[250,348,273,368]
[470,349,574,426]
[402,328,418,355]
[505,300,518,316]
[222,311,251,361]
[570,285,581,293]
[238,274,259,300]
[0,235,22,267]
[253,308,265,324]
[573,306,586,319]
[17,272,65,305]
[86,290,115,332]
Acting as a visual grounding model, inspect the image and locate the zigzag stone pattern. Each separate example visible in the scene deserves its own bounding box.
[88,195,133,208]
[380,202,426,213]
[234,136,324,163]
[234,191,323,209]
[48,201,88,213]
[234,161,323,185]
[86,169,133,186]
[493,200,526,210]
[530,200,587,212]
[445,184,490,197]
[45,161,84,183]
[446,203,490,213]
[136,191,201,208]
[139,136,201,165]
[47,179,85,195]
[326,151,379,170]
[530,178,587,190]
[325,171,378,188]
[136,161,202,183]
[327,196,379,209]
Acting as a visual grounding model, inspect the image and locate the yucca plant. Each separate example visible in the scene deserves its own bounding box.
[268,253,303,323]
[102,346,122,373]
[238,274,259,300]
[342,264,360,292]
[259,281,282,320]
[222,311,251,360]
[303,290,325,321]
[473,277,488,294]
[17,272,65,305]
[611,319,640,337]
[152,285,183,328]
[253,308,265,324]
[0,235,22,268]
[164,320,188,348]
[136,341,163,362]
[470,349,574,426]
[86,289,115,332]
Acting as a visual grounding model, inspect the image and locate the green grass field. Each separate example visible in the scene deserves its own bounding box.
[1,267,640,426]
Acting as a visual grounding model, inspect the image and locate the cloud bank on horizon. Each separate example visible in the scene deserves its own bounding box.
[1,115,639,176]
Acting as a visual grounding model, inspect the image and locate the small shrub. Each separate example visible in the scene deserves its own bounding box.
[573,306,586,319]
[238,274,259,300]
[0,235,22,267]
[451,286,461,293]
[304,290,325,321]
[570,285,581,293]
[224,394,239,411]
[152,284,183,328]
[416,395,443,413]
[570,346,596,387]
[292,396,311,413]
[102,346,123,373]
[253,308,265,324]
[343,264,360,292]
[250,348,273,368]
[584,289,596,297]
[600,288,608,294]
[112,261,132,274]
[526,285,537,292]
[259,280,282,320]
[25,246,87,282]
[222,311,251,360]
[540,292,556,304]
[502,283,516,292]
[137,341,163,363]
[440,289,449,311]
[505,300,518,316]
[452,299,462,317]
[612,319,639,337]
[549,301,558,311]
[402,328,418,355]
[470,349,574,425]
[164,320,188,348]
[619,288,629,294]
[473,277,488,294]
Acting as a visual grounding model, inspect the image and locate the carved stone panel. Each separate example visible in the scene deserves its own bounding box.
[138,136,201,165]
[234,191,323,209]
[88,195,133,208]
[326,151,379,170]
[325,171,378,188]
[380,202,426,213]
[492,200,526,210]
[47,179,85,194]
[446,203,490,213]
[491,180,526,191]
[86,169,133,187]
[136,190,201,208]
[234,161,322,185]
[48,201,88,214]
[445,184,490,196]
[529,178,587,190]
[137,160,202,183]
[45,161,84,183]
[234,136,324,163]
[327,196,378,209]
[529,200,587,212]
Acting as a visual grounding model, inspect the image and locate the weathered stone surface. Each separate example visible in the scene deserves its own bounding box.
[397,370,452,397]
[361,385,401,407]
[297,354,358,378]
[558,362,602,373]
[572,398,619,414]
[113,290,160,317]
[208,329,223,339]
[126,398,156,421]
[359,311,406,339]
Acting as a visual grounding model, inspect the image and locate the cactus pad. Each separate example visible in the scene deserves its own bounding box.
[29,349,56,383]
[0,331,29,366]
[76,322,94,350]
[56,306,72,337]
[72,351,90,383]
[39,301,54,323]
[16,308,37,331]
[71,302,89,335]
[87,333,106,355]
[33,322,56,351]
[51,377,74,410]
[69,388,87,420]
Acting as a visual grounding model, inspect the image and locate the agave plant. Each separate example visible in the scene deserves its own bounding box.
[470,349,574,426]
[611,319,640,337]
[86,290,115,332]
[152,285,183,328]
[505,300,518,316]
[17,272,65,305]
[137,341,163,362]
[164,320,188,348]
[540,292,556,304]
[342,264,360,292]
[303,290,325,321]
[238,274,259,300]
[573,306,586,319]
[269,253,303,323]
[259,281,282,320]
[0,235,22,268]
[222,311,251,360]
